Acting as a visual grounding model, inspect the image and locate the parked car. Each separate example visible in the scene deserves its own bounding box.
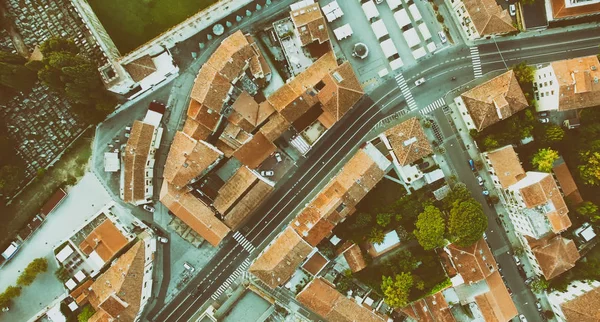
[538,111,549,117]
[125,126,132,132]
[482,189,490,196]
[415,77,426,86]
[143,204,155,213]
[157,236,169,244]
[513,255,522,266]
[536,301,542,312]
[509,4,516,16]
[183,261,195,272]
[495,217,502,225]
[260,170,274,177]
[469,159,476,171]
[418,162,430,170]
[125,133,130,138]
[477,176,484,186]
[539,117,550,123]
[438,31,447,44]
[275,152,283,163]
[519,314,527,322]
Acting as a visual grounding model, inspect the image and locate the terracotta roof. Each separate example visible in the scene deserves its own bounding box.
[553,158,583,205]
[159,182,230,246]
[474,271,518,322]
[163,132,223,189]
[318,62,364,124]
[518,173,571,233]
[232,132,277,169]
[400,292,456,322]
[385,117,433,166]
[560,284,600,321]
[259,113,290,142]
[550,0,600,19]
[213,166,257,214]
[230,91,275,130]
[187,98,221,132]
[222,179,273,229]
[296,278,387,322]
[302,251,328,275]
[40,188,66,216]
[343,244,367,273]
[78,219,129,262]
[123,55,157,82]
[181,118,212,141]
[447,239,497,284]
[462,0,516,36]
[525,234,580,280]
[461,70,528,131]
[551,55,600,111]
[70,279,94,304]
[123,121,155,204]
[249,227,313,288]
[290,3,329,46]
[485,145,525,189]
[86,241,146,322]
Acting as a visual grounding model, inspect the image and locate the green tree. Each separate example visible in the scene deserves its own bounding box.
[512,61,535,85]
[55,266,70,283]
[414,205,446,250]
[77,305,95,322]
[489,195,500,205]
[0,285,22,307]
[545,125,565,143]
[381,273,413,308]
[29,257,48,273]
[576,201,600,221]
[376,213,392,227]
[448,200,487,247]
[369,228,385,244]
[532,148,559,172]
[578,150,600,186]
[482,136,499,151]
[443,183,471,209]
[0,165,22,194]
[531,278,549,293]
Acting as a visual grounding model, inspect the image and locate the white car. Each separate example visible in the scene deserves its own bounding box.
[260,170,274,177]
[477,176,484,186]
[143,204,155,213]
[519,314,527,322]
[539,117,550,123]
[157,236,169,244]
[275,152,282,163]
[509,4,516,16]
[415,77,426,86]
[438,31,447,44]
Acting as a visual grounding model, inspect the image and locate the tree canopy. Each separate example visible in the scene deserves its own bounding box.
[414,205,446,250]
[512,61,535,85]
[576,201,600,222]
[369,228,385,244]
[377,213,392,227]
[578,150,600,186]
[532,148,559,172]
[381,272,413,308]
[448,200,487,247]
[544,125,565,143]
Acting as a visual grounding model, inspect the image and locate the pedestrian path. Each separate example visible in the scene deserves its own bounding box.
[233,231,255,252]
[470,47,482,78]
[395,73,418,110]
[419,98,446,115]
[211,258,251,300]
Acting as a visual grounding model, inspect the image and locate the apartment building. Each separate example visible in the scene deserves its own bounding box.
[547,280,600,321]
[446,0,515,40]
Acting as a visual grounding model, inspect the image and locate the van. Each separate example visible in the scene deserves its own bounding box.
[469,159,476,171]
[183,262,195,272]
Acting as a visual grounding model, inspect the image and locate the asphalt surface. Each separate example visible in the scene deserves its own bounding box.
[118,15,600,322]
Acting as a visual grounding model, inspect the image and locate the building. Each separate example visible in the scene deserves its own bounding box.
[400,292,456,322]
[69,233,156,322]
[534,55,600,112]
[547,0,600,21]
[523,234,580,280]
[250,142,390,288]
[296,278,387,322]
[447,0,516,40]
[483,145,571,239]
[455,70,528,132]
[547,280,600,321]
[120,103,165,205]
[553,157,583,205]
[290,2,329,46]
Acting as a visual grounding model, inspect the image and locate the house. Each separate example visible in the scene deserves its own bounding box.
[552,157,583,205]
[250,142,390,288]
[483,145,571,239]
[296,278,387,322]
[547,280,600,321]
[400,292,456,322]
[342,244,367,273]
[121,105,164,205]
[40,188,67,217]
[290,2,329,46]
[69,234,156,322]
[534,55,600,112]
[445,239,518,322]
[547,0,600,21]
[447,0,516,40]
[523,234,580,280]
[455,70,528,132]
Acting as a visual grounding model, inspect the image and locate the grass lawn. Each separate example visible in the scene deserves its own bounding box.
[87,0,218,54]
[0,129,93,250]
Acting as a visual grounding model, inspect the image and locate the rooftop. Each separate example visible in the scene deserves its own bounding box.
[343,244,367,273]
[400,291,456,322]
[550,0,600,19]
[560,284,600,321]
[462,0,516,36]
[78,219,129,263]
[122,120,155,204]
[551,55,600,111]
[447,239,497,284]
[525,234,580,280]
[460,70,528,132]
[290,3,329,46]
[474,271,518,321]
[484,145,525,189]
[552,157,583,205]
[385,117,433,166]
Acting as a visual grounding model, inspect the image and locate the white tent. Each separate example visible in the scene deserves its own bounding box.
[362,1,380,20]
[427,41,437,53]
[403,28,421,48]
[409,4,422,21]
[390,58,404,70]
[334,24,353,40]
[380,39,398,58]
[371,20,389,40]
[387,0,402,10]
[56,245,74,263]
[413,47,427,59]
[322,1,343,22]
[394,9,411,29]
[418,23,432,40]
[104,152,119,172]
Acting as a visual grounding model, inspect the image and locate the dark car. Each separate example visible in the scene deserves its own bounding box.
[418,162,430,170]
[469,159,476,171]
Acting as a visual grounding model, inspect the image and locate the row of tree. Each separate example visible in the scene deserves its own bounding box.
[0,257,48,309]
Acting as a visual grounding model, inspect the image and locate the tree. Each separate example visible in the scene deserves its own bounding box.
[376,213,392,227]
[381,273,413,308]
[448,200,487,247]
[545,125,565,143]
[77,305,95,322]
[532,148,559,172]
[512,61,535,85]
[482,136,499,151]
[29,257,48,273]
[414,205,446,250]
[443,183,471,209]
[576,201,600,221]
[0,285,22,307]
[384,249,417,274]
[578,150,600,186]
[55,266,70,283]
[489,195,500,205]
[369,228,385,244]
[0,165,22,194]
[531,278,549,293]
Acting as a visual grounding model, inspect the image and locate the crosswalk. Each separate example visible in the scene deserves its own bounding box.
[395,73,418,110]
[419,98,446,115]
[233,231,255,252]
[211,258,251,300]
[470,47,482,78]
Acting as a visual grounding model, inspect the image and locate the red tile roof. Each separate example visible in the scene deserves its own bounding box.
[560,284,600,321]
[290,3,329,46]
[343,244,367,273]
[474,271,518,322]
[40,188,66,216]
[525,234,580,280]
[550,0,600,19]
[123,120,155,204]
[447,239,497,283]
[385,117,433,166]
[553,159,583,205]
[462,0,516,36]
[78,219,129,262]
[400,291,456,322]
[551,55,600,111]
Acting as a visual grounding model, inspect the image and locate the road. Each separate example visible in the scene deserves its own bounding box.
[146,23,600,321]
